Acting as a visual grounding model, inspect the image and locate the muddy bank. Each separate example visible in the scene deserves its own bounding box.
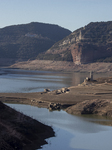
[0,101,54,150]
[65,77,112,117]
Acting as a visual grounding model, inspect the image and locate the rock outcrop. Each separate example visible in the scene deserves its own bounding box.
[48,103,61,111]
[38,21,112,64]
[66,99,112,117]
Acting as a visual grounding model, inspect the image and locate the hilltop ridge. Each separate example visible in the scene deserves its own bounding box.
[0,22,71,66]
[1,21,112,69]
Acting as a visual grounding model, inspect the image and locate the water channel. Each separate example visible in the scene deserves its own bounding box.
[1,68,112,150]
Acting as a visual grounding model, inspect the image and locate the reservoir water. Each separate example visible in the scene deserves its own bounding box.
[0,68,112,93]
[7,103,112,150]
[1,68,112,150]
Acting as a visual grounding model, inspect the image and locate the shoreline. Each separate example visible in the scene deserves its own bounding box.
[0,76,112,148]
[8,60,112,73]
[0,76,112,116]
[0,101,55,150]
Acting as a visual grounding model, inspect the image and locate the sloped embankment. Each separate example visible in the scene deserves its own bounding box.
[10,60,112,72]
[0,101,54,150]
[66,99,112,117]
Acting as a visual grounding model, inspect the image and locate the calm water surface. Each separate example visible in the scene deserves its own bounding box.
[0,68,112,93]
[7,103,112,150]
[1,68,112,150]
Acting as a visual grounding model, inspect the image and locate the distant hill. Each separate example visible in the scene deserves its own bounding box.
[0,22,71,65]
[37,21,112,64]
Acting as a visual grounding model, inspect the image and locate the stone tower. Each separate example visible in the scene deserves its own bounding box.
[90,71,93,81]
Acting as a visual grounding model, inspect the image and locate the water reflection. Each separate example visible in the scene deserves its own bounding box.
[1,68,112,93]
[76,114,112,127]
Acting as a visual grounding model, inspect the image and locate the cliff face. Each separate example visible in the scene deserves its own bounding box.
[39,21,112,64]
[71,43,111,64]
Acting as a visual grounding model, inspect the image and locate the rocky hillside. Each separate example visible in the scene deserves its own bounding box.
[66,99,112,117]
[0,22,71,66]
[37,21,112,64]
[0,101,54,150]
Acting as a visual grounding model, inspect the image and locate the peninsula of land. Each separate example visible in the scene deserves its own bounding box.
[1,20,112,149]
[0,76,112,149]
[0,76,112,117]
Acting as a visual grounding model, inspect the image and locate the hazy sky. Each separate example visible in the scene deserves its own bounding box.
[0,0,112,31]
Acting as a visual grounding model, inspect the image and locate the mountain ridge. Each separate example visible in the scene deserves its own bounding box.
[37,21,112,64]
[0,22,71,66]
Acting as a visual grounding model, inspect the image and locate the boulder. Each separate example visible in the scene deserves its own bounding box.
[48,103,61,111]
[52,87,69,95]
[31,99,35,102]
[44,89,50,93]
[61,87,69,93]
[55,90,62,94]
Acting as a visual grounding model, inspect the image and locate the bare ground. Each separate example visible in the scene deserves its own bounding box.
[0,76,112,150]
[0,77,112,112]
[10,60,112,72]
[1,71,112,149]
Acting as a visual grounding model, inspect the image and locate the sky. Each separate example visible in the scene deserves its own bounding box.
[0,0,112,32]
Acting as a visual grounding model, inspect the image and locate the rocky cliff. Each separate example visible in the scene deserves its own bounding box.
[38,21,112,64]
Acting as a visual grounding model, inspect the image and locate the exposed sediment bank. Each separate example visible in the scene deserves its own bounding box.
[0,76,112,149]
[0,76,112,115]
[10,60,112,73]
[66,99,112,117]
